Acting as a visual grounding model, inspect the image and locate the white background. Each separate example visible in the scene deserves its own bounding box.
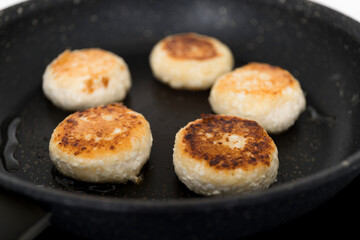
[311,0,360,23]
[0,0,360,23]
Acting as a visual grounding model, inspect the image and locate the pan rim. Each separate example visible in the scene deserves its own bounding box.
[1,0,360,211]
[0,150,359,211]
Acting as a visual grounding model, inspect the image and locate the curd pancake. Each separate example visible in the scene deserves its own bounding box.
[49,103,152,183]
[149,32,234,90]
[209,62,306,133]
[43,48,131,111]
[173,114,278,196]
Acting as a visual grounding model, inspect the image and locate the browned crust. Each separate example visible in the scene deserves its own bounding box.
[181,114,276,171]
[218,62,296,95]
[49,49,123,94]
[162,33,218,60]
[52,103,145,158]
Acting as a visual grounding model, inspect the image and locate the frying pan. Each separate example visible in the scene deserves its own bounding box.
[1,0,360,239]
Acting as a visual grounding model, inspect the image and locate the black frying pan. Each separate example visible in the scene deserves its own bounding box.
[1,0,360,239]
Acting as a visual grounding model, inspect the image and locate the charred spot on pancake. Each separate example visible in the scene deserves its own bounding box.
[182,115,275,171]
[163,33,218,60]
[101,76,109,87]
[53,103,145,158]
[82,75,111,94]
[200,113,217,122]
[66,118,78,125]
[84,79,94,93]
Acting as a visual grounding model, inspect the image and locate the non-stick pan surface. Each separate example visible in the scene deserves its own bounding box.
[1,0,360,239]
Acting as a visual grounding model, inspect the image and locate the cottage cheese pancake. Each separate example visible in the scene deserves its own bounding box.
[209,62,306,133]
[173,114,278,196]
[150,33,234,90]
[43,48,131,111]
[49,103,152,183]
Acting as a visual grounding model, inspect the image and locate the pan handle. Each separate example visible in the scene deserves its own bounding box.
[343,150,360,168]
[18,213,52,240]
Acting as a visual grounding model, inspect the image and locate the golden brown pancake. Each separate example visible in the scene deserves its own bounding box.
[162,33,218,60]
[53,103,145,158]
[209,62,306,133]
[182,114,275,171]
[49,103,152,183]
[149,32,234,90]
[43,48,131,110]
[173,114,279,196]
[215,62,296,95]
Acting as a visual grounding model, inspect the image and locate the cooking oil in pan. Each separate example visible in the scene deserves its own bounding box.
[51,167,121,195]
[307,106,336,126]
[1,117,21,172]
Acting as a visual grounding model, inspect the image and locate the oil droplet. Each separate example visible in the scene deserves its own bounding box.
[1,117,21,171]
[307,106,336,126]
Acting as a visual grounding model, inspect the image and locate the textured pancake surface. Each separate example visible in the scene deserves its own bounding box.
[209,62,306,133]
[150,32,234,90]
[173,114,279,196]
[49,103,152,183]
[43,48,131,110]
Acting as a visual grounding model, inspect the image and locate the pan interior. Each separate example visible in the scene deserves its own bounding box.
[1,0,360,200]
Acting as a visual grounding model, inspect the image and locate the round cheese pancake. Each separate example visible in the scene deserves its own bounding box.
[209,62,306,133]
[149,32,234,90]
[173,114,279,196]
[49,103,152,183]
[43,48,131,111]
